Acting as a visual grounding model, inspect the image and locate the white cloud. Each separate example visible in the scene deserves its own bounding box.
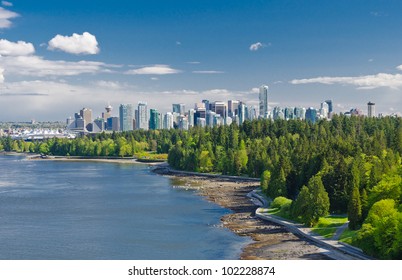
[93,80,124,90]
[0,39,35,56]
[125,65,181,75]
[249,42,264,51]
[1,1,12,7]
[48,32,100,55]
[202,89,231,96]
[192,70,224,74]
[186,61,201,64]
[251,87,259,93]
[396,65,402,71]
[0,55,111,77]
[0,67,4,83]
[0,7,18,28]
[290,73,402,90]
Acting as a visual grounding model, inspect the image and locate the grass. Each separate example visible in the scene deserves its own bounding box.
[312,215,348,239]
[134,152,168,161]
[339,228,358,245]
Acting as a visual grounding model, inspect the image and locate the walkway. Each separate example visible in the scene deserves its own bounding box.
[249,190,373,260]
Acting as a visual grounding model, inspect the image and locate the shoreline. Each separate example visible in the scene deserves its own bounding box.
[153,166,332,260]
[0,152,165,165]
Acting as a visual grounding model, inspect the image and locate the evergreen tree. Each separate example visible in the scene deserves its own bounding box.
[348,185,362,230]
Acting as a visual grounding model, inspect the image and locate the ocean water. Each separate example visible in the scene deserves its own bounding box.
[0,155,249,260]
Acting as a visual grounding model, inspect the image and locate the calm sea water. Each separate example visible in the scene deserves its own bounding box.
[0,155,249,260]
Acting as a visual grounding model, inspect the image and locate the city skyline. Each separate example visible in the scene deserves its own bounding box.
[0,1,402,121]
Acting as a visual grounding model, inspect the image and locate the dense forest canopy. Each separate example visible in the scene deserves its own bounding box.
[1,115,401,258]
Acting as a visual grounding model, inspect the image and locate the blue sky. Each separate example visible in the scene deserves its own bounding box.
[0,0,401,121]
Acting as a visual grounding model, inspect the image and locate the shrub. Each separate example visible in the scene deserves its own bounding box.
[271,196,292,209]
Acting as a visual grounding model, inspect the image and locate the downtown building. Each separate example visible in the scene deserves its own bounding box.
[119,104,134,131]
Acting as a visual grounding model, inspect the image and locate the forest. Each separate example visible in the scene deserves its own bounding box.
[1,115,401,259]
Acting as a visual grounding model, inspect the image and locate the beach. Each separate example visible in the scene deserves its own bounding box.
[153,166,331,260]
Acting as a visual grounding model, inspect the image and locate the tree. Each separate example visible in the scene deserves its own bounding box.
[261,170,271,195]
[199,150,213,172]
[292,175,330,226]
[355,199,401,259]
[348,185,362,230]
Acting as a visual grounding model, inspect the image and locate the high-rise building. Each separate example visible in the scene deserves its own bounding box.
[137,102,148,130]
[214,101,227,122]
[119,104,134,131]
[80,108,92,131]
[106,117,120,131]
[228,100,239,117]
[196,117,206,127]
[320,102,329,119]
[368,101,375,117]
[194,107,206,126]
[284,107,295,120]
[188,109,195,128]
[259,85,269,118]
[294,107,306,120]
[325,100,333,114]
[202,100,210,111]
[163,112,174,129]
[172,103,185,115]
[238,102,247,124]
[179,116,189,130]
[305,107,318,124]
[248,106,257,121]
[149,109,159,130]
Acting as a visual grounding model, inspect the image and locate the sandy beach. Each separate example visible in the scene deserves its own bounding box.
[155,167,331,260]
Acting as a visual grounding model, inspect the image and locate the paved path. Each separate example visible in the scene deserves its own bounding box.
[249,190,373,260]
[332,221,350,240]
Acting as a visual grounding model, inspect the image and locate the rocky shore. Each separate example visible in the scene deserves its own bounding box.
[154,166,331,260]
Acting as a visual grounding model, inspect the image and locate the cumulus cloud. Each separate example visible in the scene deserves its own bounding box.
[0,39,35,56]
[0,7,18,28]
[396,65,402,71]
[1,1,12,7]
[0,55,111,77]
[290,73,402,90]
[48,32,100,55]
[0,67,4,83]
[125,65,181,75]
[249,42,264,51]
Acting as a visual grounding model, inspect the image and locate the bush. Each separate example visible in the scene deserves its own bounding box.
[271,196,292,209]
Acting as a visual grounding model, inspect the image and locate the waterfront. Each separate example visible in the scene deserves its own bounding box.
[0,155,249,260]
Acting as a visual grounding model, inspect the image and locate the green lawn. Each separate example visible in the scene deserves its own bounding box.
[339,228,358,245]
[311,215,348,239]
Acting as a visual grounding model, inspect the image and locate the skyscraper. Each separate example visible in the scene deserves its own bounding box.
[228,100,239,117]
[214,101,227,121]
[149,109,159,130]
[188,109,195,128]
[305,107,318,124]
[137,102,148,130]
[259,85,269,118]
[163,112,174,129]
[119,104,134,131]
[368,101,375,118]
[172,103,185,115]
[80,107,92,131]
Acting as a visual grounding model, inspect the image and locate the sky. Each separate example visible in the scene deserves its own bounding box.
[0,0,402,121]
